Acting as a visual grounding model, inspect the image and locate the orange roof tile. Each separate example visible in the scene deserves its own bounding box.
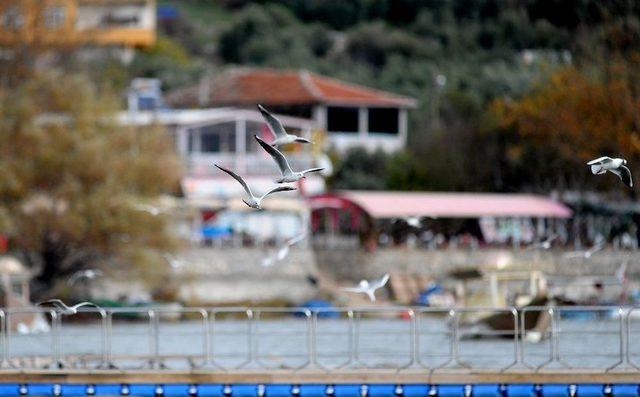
[167,68,417,108]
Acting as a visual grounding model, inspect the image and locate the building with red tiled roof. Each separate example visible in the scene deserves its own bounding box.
[167,68,417,153]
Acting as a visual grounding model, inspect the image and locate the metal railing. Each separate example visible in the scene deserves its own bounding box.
[0,305,638,372]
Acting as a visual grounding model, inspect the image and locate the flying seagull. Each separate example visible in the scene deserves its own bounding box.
[36,299,100,315]
[587,156,633,188]
[67,269,104,286]
[261,233,306,267]
[133,203,163,216]
[342,273,390,302]
[527,234,558,250]
[163,253,185,270]
[255,135,324,183]
[564,242,604,259]
[258,104,312,147]
[215,164,296,209]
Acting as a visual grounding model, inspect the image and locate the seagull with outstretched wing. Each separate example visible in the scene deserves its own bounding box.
[587,156,633,188]
[36,299,100,315]
[564,242,604,259]
[261,233,306,267]
[258,104,312,147]
[342,274,390,302]
[215,164,296,209]
[67,269,104,286]
[527,234,558,250]
[255,136,324,183]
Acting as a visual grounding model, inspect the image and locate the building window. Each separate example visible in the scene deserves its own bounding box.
[200,132,220,153]
[368,107,399,134]
[2,6,25,31]
[327,107,358,133]
[101,8,142,28]
[44,5,66,29]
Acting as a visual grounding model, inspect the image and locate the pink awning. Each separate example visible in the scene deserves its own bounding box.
[316,191,572,219]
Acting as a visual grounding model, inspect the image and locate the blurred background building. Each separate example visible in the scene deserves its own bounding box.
[1,0,640,310]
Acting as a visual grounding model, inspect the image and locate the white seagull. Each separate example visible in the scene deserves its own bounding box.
[36,299,100,315]
[163,253,185,270]
[615,262,628,285]
[258,104,312,147]
[564,242,604,259]
[261,233,306,267]
[215,164,296,209]
[587,156,633,188]
[133,203,163,216]
[528,234,558,250]
[342,274,390,302]
[67,269,104,286]
[255,135,324,183]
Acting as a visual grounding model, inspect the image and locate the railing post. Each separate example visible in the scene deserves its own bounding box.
[0,310,7,368]
[148,309,159,369]
[51,311,62,369]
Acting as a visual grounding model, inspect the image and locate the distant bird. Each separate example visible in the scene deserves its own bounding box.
[616,262,628,285]
[258,104,312,147]
[261,233,306,267]
[306,274,318,286]
[255,135,324,183]
[564,242,604,259]
[133,203,163,216]
[67,269,104,286]
[163,253,185,270]
[528,234,558,250]
[36,299,100,315]
[404,216,421,228]
[215,164,296,209]
[587,156,633,188]
[342,273,390,302]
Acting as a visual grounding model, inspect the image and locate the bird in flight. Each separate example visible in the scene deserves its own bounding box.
[36,299,100,315]
[255,135,324,183]
[342,274,390,302]
[528,234,558,250]
[587,156,633,188]
[215,164,296,209]
[563,242,604,259]
[258,104,312,147]
[67,269,104,286]
[261,233,306,267]
[133,203,163,216]
[163,253,185,270]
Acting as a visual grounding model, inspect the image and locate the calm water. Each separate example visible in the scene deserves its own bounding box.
[6,313,638,371]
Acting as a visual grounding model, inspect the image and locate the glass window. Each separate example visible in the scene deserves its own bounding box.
[187,130,195,153]
[44,5,66,29]
[246,120,266,152]
[2,6,24,31]
[327,107,358,133]
[200,132,220,153]
[368,107,399,134]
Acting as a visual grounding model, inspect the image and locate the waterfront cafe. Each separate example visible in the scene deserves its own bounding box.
[308,191,573,250]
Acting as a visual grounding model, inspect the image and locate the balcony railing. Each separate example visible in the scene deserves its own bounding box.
[186,153,315,177]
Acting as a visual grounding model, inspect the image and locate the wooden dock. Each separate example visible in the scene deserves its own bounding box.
[0,369,639,384]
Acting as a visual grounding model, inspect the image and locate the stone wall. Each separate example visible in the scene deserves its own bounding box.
[173,247,318,304]
[315,247,640,281]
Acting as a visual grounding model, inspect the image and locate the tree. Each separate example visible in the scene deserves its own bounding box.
[488,64,640,192]
[0,72,182,295]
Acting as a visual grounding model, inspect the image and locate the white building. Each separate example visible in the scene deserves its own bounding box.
[118,107,325,198]
[166,68,417,153]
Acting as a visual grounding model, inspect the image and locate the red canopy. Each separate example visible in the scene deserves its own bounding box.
[310,191,572,219]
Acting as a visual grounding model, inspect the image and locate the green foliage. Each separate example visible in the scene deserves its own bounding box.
[0,72,182,292]
[329,148,388,190]
[130,35,205,92]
